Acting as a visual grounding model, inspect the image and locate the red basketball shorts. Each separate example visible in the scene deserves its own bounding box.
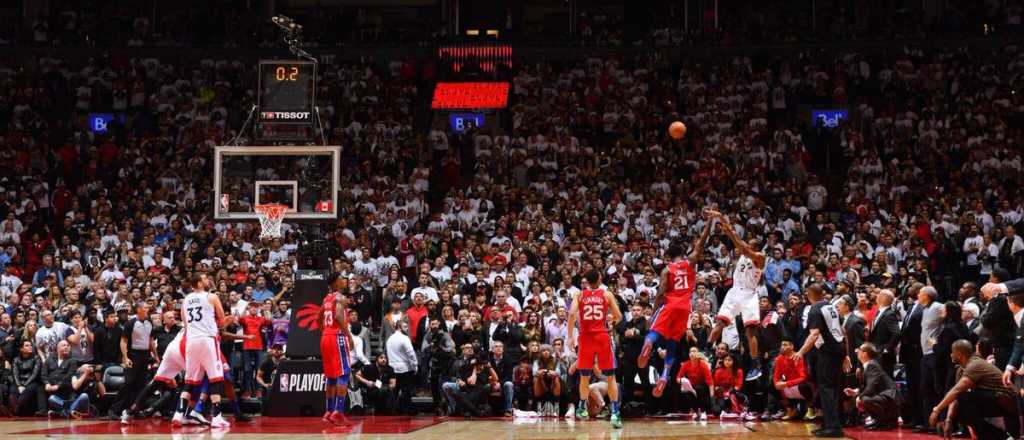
[577,331,616,373]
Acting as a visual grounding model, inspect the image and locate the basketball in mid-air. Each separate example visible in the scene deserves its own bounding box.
[668,121,687,139]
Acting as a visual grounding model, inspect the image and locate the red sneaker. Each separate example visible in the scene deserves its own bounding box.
[652,378,668,398]
[322,411,333,423]
[330,411,350,425]
[637,341,653,369]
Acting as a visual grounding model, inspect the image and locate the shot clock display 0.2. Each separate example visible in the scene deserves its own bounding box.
[258,60,316,121]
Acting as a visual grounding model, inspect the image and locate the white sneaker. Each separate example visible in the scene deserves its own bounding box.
[699,411,707,421]
[187,410,210,426]
[171,412,184,427]
[742,412,757,421]
[720,411,739,419]
[211,415,230,429]
[120,410,131,425]
[564,404,575,419]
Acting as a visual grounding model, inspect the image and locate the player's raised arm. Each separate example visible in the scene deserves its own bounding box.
[654,266,670,311]
[604,290,623,325]
[210,293,229,329]
[688,212,715,266]
[567,291,580,351]
[712,210,765,267]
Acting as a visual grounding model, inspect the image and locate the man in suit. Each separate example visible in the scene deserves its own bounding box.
[961,303,981,344]
[844,343,900,430]
[980,269,1015,369]
[917,286,944,434]
[898,283,925,430]
[868,290,901,376]
[1000,294,1024,387]
[836,295,865,426]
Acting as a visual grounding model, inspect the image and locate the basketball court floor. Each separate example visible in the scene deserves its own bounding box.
[0,416,934,440]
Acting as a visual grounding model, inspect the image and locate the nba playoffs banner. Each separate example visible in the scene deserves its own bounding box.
[286,270,329,358]
[265,359,326,416]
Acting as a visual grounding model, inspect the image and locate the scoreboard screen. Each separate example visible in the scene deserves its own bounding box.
[258,60,315,123]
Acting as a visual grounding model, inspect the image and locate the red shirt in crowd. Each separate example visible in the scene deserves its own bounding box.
[676,359,714,387]
[712,367,743,396]
[239,314,272,351]
[406,304,429,341]
[772,353,808,387]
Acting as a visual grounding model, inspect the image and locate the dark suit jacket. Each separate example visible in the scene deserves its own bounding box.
[858,359,897,399]
[44,355,80,398]
[844,314,866,364]
[980,294,1014,349]
[899,302,924,360]
[1006,315,1024,371]
[868,307,901,355]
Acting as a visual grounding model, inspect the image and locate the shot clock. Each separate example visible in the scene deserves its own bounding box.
[258,60,316,123]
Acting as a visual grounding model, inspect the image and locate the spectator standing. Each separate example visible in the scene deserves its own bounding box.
[866,290,900,375]
[386,320,417,415]
[917,286,943,434]
[35,310,71,360]
[238,303,272,399]
[898,283,925,429]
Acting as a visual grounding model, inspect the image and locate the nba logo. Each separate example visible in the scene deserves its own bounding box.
[279,374,289,392]
[220,194,230,211]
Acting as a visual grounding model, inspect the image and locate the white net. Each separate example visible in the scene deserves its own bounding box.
[254,204,288,239]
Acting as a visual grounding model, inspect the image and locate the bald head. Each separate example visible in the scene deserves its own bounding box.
[877,289,894,307]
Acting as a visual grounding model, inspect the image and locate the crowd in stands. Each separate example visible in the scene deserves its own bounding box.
[3,17,1024,437]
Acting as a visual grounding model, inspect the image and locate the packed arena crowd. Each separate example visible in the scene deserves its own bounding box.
[3,18,1024,437]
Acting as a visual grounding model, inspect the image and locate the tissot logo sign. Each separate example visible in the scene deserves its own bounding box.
[261,111,311,120]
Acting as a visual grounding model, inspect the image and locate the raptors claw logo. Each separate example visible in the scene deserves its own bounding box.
[297,303,323,331]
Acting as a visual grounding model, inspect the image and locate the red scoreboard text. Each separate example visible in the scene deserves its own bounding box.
[431,82,509,110]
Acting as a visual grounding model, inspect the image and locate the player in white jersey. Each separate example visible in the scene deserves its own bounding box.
[173,274,230,429]
[706,210,767,381]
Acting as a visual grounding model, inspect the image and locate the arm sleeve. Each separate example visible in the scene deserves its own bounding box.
[1005,278,1024,294]
[786,357,807,387]
[1008,326,1024,371]
[676,362,688,381]
[772,358,784,383]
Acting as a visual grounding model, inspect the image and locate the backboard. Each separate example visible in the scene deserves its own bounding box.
[213,145,340,222]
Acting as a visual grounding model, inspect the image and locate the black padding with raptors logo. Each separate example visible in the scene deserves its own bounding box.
[286,270,329,358]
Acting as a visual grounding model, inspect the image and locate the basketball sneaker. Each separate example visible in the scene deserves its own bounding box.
[187,409,210,426]
[637,341,653,369]
[211,415,231,429]
[652,377,668,397]
[610,414,623,429]
[171,412,184,427]
[322,411,333,423]
[330,411,350,425]
[576,405,589,420]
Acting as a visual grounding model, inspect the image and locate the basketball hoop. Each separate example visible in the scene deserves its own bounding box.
[254,204,289,239]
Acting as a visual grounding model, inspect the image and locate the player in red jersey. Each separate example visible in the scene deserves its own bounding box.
[568,271,623,428]
[320,273,355,425]
[638,211,715,397]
